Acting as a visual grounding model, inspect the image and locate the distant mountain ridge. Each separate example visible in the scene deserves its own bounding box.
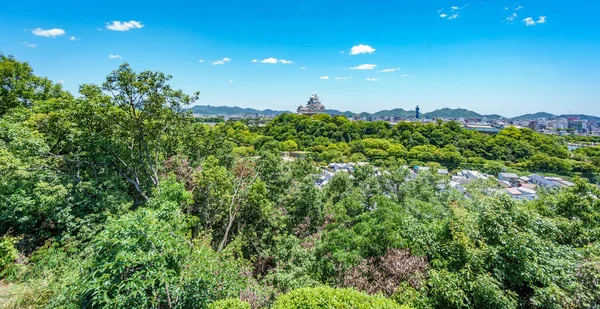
[512,112,600,122]
[187,105,599,121]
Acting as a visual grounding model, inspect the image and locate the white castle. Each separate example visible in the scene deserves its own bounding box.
[297,94,325,116]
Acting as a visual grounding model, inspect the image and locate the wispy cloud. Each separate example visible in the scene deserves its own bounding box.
[32,28,65,38]
[537,16,547,24]
[440,4,466,20]
[229,80,234,83]
[261,58,278,64]
[212,57,231,65]
[514,5,524,10]
[21,42,36,48]
[69,36,80,41]
[198,59,204,63]
[320,76,330,80]
[522,17,535,26]
[335,77,352,80]
[108,54,122,59]
[106,20,143,31]
[366,78,379,81]
[350,64,377,70]
[505,13,518,23]
[253,58,294,64]
[350,44,376,55]
[522,16,547,26]
[378,68,400,73]
[301,66,307,70]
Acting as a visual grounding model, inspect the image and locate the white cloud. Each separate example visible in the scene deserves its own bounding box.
[504,6,509,10]
[440,13,448,18]
[401,74,411,77]
[366,78,379,81]
[335,77,352,80]
[21,42,36,48]
[198,59,204,63]
[108,54,122,59]
[340,51,345,54]
[451,6,459,10]
[251,59,258,63]
[448,13,460,20]
[301,66,307,70]
[350,64,377,70]
[522,16,547,26]
[261,57,278,64]
[320,76,330,80]
[211,57,231,65]
[515,5,524,10]
[32,28,65,38]
[229,80,234,83]
[279,59,294,64]
[69,36,79,41]
[106,20,143,31]
[378,68,400,73]
[505,13,518,23]
[350,44,376,55]
[522,17,536,26]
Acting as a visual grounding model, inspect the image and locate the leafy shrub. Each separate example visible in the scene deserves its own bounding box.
[76,205,249,309]
[208,298,251,309]
[272,286,410,309]
[0,236,18,276]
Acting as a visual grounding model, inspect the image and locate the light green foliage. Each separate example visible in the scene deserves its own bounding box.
[282,140,299,152]
[74,185,249,308]
[272,286,409,309]
[2,56,600,309]
[0,236,18,275]
[0,54,65,115]
[208,298,251,309]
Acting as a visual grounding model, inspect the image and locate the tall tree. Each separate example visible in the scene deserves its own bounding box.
[82,63,199,203]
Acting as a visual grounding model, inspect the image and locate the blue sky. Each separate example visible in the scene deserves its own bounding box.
[1,0,600,116]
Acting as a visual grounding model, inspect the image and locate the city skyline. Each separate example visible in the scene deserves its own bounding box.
[2,0,600,117]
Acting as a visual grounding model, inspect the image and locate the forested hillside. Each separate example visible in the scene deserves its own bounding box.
[1,55,599,309]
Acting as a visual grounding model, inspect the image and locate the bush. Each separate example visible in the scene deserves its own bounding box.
[272,286,410,309]
[76,205,249,309]
[0,236,18,276]
[208,298,251,309]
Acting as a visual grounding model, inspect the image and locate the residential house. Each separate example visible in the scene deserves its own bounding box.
[498,172,519,186]
[529,174,561,189]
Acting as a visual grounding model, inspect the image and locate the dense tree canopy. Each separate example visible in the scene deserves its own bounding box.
[1,56,598,309]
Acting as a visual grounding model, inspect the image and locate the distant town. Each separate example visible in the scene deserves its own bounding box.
[311,160,573,201]
[191,94,600,137]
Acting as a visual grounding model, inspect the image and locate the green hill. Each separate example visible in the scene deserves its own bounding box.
[511,112,600,121]
[188,105,599,122]
[188,105,287,115]
[511,112,556,120]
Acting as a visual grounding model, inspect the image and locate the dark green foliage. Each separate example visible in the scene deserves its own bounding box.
[2,56,600,309]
